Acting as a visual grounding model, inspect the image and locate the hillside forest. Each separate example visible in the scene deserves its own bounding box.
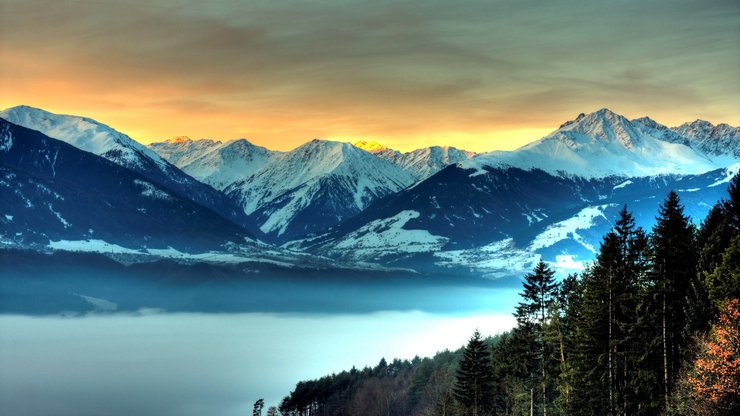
[271,176,740,416]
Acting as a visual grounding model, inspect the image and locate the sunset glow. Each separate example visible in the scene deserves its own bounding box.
[1,0,738,152]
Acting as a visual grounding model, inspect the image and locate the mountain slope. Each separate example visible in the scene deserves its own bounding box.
[355,140,476,180]
[149,137,277,190]
[226,140,415,242]
[470,109,723,178]
[148,136,223,167]
[304,163,736,277]
[0,106,263,237]
[672,120,740,158]
[0,118,254,251]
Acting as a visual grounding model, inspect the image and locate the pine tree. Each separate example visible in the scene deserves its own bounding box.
[723,173,740,231]
[515,260,558,416]
[253,398,264,416]
[570,264,611,415]
[453,330,494,416]
[549,273,581,415]
[705,235,740,306]
[570,206,649,416]
[649,191,698,409]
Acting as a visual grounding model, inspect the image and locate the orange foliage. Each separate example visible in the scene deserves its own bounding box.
[689,298,740,411]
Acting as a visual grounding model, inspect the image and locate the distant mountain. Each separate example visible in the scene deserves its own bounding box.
[470,109,724,178]
[672,119,740,158]
[0,106,263,237]
[630,116,691,146]
[150,137,277,190]
[226,139,415,242]
[304,163,736,277]
[6,105,739,277]
[0,118,255,251]
[148,136,223,167]
[355,140,476,180]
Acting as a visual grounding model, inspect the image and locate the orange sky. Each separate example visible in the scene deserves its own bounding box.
[1,0,738,153]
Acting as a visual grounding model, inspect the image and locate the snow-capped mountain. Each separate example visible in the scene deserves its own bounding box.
[1,105,173,174]
[470,109,724,178]
[355,140,476,180]
[226,139,415,242]
[630,116,691,146]
[149,137,277,190]
[305,163,736,277]
[0,118,255,251]
[5,104,740,277]
[0,106,262,237]
[672,120,740,158]
[148,136,223,167]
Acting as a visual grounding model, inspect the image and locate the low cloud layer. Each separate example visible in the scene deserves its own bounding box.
[0,311,517,416]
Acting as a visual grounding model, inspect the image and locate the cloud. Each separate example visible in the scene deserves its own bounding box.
[1,0,738,151]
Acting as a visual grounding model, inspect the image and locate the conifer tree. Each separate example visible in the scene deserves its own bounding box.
[549,273,581,415]
[705,235,740,306]
[253,399,264,416]
[649,191,698,409]
[723,173,740,231]
[571,206,649,416]
[453,330,494,416]
[515,260,558,416]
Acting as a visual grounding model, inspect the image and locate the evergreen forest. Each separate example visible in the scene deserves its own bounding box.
[273,177,740,416]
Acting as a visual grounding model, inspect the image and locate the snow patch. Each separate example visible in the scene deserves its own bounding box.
[709,163,740,187]
[613,180,633,190]
[331,210,448,258]
[46,203,71,228]
[76,294,118,312]
[529,205,609,253]
[47,239,297,268]
[547,255,586,273]
[435,239,539,279]
[134,179,172,200]
[0,123,13,152]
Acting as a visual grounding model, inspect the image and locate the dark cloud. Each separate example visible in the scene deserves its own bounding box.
[0,0,738,150]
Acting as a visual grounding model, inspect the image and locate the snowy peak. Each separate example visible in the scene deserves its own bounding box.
[149,137,276,190]
[395,146,477,180]
[631,116,690,146]
[354,140,476,180]
[672,120,740,158]
[354,140,396,154]
[149,137,223,167]
[675,120,717,137]
[0,118,256,250]
[180,139,275,190]
[1,106,263,238]
[471,109,723,178]
[256,139,413,193]
[0,105,168,171]
[553,108,643,149]
[225,139,415,241]
[166,136,195,144]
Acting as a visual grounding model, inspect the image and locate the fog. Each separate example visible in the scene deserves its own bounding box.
[0,309,517,416]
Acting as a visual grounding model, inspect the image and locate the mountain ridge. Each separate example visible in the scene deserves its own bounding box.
[0,106,265,239]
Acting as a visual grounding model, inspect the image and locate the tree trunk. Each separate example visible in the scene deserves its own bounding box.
[559,329,569,415]
[541,290,548,416]
[609,269,614,416]
[663,294,668,409]
[530,387,534,416]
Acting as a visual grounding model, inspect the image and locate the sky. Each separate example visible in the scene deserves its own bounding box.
[0,0,738,152]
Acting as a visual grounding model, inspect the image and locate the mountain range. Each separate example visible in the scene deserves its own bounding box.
[2,105,739,277]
